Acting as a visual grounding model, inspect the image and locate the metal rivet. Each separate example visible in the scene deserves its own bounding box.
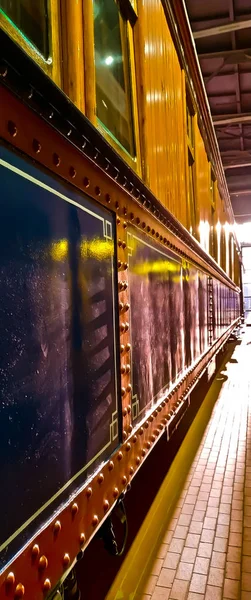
[146,441,151,449]
[86,487,92,498]
[5,572,15,586]
[98,473,104,484]
[126,442,131,451]
[125,343,131,351]
[128,424,133,433]
[127,384,132,393]
[53,520,61,535]
[117,217,121,225]
[83,176,90,188]
[8,121,17,137]
[125,364,130,374]
[92,515,99,527]
[124,262,129,270]
[142,449,146,457]
[42,579,51,593]
[144,421,149,429]
[122,241,126,249]
[115,201,119,210]
[71,503,78,516]
[14,583,25,598]
[127,404,131,413]
[120,344,125,353]
[121,387,126,396]
[53,153,61,167]
[130,212,134,221]
[149,415,154,422]
[31,544,40,559]
[113,487,119,498]
[121,365,126,375]
[136,456,141,465]
[142,222,146,229]
[119,302,124,311]
[108,460,114,471]
[129,466,134,475]
[95,186,101,196]
[106,194,111,203]
[151,435,156,442]
[69,166,76,178]
[33,139,41,154]
[122,475,127,485]
[123,221,127,229]
[63,553,70,567]
[123,407,128,416]
[125,303,130,311]
[80,532,86,545]
[123,430,127,440]
[147,226,151,232]
[132,435,137,443]
[103,499,109,511]
[117,451,123,461]
[151,229,155,235]
[38,556,48,571]
[139,427,144,435]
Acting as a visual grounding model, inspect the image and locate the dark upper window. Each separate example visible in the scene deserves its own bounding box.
[0,0,49,58]
[93,0,136,156]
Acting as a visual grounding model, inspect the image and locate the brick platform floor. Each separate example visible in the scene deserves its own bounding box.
[141,328,251,600]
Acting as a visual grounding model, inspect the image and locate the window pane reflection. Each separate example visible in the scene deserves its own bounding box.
[0,0,49,58]
[94,0,136,156]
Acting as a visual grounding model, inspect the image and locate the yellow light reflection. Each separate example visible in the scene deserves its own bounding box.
[50,239,68,261]
[80,238,113,260]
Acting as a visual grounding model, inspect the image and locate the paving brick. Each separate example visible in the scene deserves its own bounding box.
[211,550,226,568]
[142,575,158,595]
[227,546,242,563]
[157,544,169,559]
[200,528,215,544]
[213,537,228,552]
[205,586,222,600]
[151,559,164,577]
[194,556,210,575]
[229,532,242,547]
[173,525,188,540]
[223,578,240,599]
[226,560,241,580]
[163,552,180,570]
[169,579,189,600]
[152,587,171,600]
[207,566,224,587]
[242,556,251,573]
[197,542,213,558]
[185,534,200,549]
[168,538,185,554]
[157,568,175,589]
[242,572,251,591]
[189,573,207,594]
[176,562,193,581]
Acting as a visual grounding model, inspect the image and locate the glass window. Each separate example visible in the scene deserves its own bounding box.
[0,0,49,58]
[93,0,136,156]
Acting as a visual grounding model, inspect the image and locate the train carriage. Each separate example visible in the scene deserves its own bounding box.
[0,0,241,598]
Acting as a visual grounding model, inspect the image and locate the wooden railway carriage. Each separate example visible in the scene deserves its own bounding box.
[0,0,241,599]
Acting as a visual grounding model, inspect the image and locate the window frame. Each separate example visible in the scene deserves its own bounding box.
[0,0,61,85]
[88,0,141,175]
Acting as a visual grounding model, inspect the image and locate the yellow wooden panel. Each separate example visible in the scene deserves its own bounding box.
[138,0,187,227]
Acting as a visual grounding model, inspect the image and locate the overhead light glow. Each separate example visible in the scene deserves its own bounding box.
[105,55,114,66]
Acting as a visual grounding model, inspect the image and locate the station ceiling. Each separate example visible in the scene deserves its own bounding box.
[185,0,251,224]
